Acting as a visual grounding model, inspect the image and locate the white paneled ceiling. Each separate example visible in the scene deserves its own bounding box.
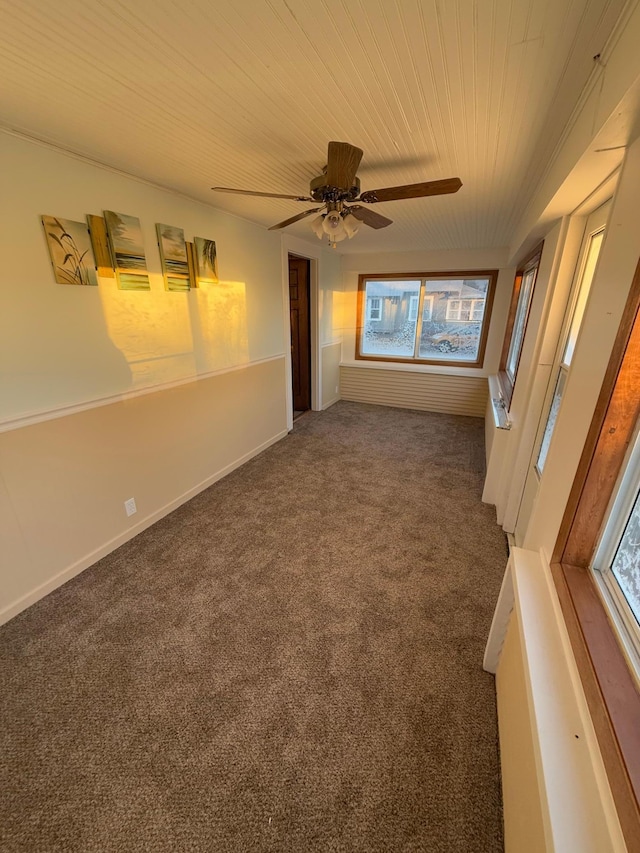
[0,0,628,252]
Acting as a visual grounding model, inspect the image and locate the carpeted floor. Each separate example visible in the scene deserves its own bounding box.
[0,401,506,852]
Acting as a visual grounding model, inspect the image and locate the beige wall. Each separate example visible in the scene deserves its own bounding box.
[321,342,342,409]
[0,360,287,623]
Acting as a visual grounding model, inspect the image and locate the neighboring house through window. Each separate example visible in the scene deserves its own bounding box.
[357,271,497,367]
[367,296,381,321]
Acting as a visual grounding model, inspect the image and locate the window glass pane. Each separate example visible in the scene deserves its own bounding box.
[408,294,419,322]
[506,267,536,380]
[418,278,489,361]
[563,230,604,366]
[536,369,567,474]
[423,296,433,321]
[361,280,421,357]
[612,490,640,624]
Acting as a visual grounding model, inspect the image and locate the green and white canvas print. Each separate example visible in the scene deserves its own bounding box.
[104,210,150,291]
[41,216,97,286]
[156,223,190,292]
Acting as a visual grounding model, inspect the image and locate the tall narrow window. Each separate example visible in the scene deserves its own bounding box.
[499,245,543,406]
[357,271,497,367]
[505,267,536,381]
[536,215,607,474]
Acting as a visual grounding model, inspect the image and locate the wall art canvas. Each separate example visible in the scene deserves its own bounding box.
[156,223,191,292]
[194,237,219,284]
[41,216,97,286]
[87,214,115,278]
[104,210,150,291]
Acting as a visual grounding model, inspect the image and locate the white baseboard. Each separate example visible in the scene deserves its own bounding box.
[322,395,341,409]
[0,428,288,626]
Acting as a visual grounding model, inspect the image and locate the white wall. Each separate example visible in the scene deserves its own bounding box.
[0,132,340,623]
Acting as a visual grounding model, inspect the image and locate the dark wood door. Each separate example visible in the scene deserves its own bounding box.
[288,256,311,412]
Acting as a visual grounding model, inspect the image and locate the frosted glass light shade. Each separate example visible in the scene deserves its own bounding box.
[342,213,360,238]
[311,215,325,239]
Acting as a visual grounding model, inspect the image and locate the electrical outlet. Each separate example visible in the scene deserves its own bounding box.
[124,497,137,517]
[335,385,339,394]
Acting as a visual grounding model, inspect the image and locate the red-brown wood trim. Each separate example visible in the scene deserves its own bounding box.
[554,257,640,565]
[553,563,640,852]
[355,270,498,369]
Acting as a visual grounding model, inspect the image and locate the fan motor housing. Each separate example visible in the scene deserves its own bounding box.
[310,173,360,202]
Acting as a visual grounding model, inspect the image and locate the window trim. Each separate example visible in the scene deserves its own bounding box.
[355,270,498,368]
[551,254,640,850]
[498,243,544,407]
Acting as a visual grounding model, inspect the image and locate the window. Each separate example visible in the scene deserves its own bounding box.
[367,296,381,321]
[499,244,543,406]
[408,294,419,322]
[536,224,606,474]
[357,271,497,367]
[446,297,486,322]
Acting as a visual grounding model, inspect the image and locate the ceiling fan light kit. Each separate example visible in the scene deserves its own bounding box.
[212,141,462,247]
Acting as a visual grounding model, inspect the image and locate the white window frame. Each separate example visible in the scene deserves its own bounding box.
[592,423,640,683]
[446,297,484,321]
[535,204,609,476]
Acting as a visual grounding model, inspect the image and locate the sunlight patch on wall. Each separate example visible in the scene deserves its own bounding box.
[99,274,196,388]
[330,289,347,341]
[98,275,249,389]
[193,281,249,371]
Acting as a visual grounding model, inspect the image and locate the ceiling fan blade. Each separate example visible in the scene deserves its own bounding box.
[326,141,363,188]
[348,205,393,230]
[268,207,324,231]
[212,186,312,201]
[359,177,462,203]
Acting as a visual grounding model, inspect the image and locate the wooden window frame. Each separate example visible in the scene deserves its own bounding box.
[551,255,640,853]
[355,270,497,368]
[498,243,544,408]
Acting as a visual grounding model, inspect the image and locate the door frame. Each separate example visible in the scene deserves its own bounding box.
[281,237,322,431]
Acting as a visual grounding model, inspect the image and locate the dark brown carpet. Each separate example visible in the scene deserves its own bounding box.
[0,401,505,852]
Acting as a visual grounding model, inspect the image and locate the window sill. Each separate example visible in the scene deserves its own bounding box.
[553,562,640,850]
[488,548,627,851]
[340,359,490,378]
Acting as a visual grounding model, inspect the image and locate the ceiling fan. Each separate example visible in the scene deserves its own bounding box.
[212,141,462,247]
